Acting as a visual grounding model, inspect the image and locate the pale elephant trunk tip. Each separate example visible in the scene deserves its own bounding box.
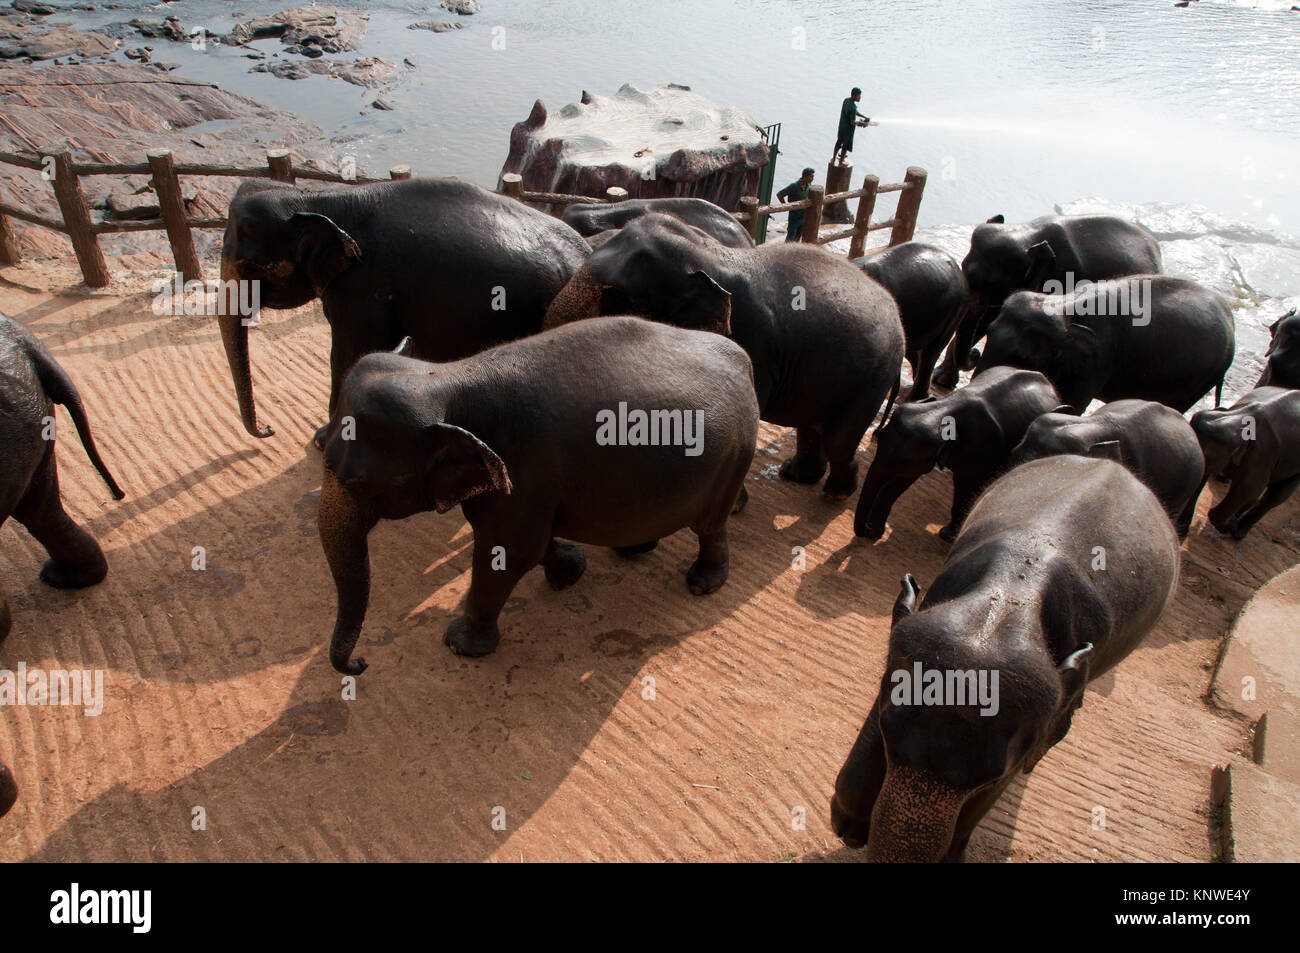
[543,273,605,330]
[866,765,964,862]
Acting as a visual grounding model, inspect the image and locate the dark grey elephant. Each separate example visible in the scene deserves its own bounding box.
[544,212,904,500]
[854,242,968,403]
[219,177,591,447]
[0,762,15,818]
[1,314,124,645]
[1258,308,1300,389]
[1010,400,1205,537]
[935,213,1162,388]
[1190,386,1300,539]
[854,366,1060,541]
[561,197,754,249]
[974,275,1234,413]
[319,317,759,673]
[832,455,1180,861]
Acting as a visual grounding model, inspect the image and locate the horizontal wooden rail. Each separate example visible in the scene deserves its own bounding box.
[0,201,66,231]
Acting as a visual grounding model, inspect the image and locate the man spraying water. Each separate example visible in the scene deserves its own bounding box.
[834,87,871,166]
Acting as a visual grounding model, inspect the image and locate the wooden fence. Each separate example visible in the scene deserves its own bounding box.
[0,149,924,287]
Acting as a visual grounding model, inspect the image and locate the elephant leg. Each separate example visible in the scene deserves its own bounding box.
[1229,474,1300,539]
[543,538,588,589]
[731,484,749,515]
[940,468,986,542]
[12,450,107,590]
[906,339,946,402]
[933,344,960,391]
[445,527,548,657]
[318,324,387,449]
[1209,471,1270,536]
[1176,475,1209,538]
[686,525,730,595]
[779,427,828,485]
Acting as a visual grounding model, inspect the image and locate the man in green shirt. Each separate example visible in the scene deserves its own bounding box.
[834,87,869,166]
[777,167,816,242]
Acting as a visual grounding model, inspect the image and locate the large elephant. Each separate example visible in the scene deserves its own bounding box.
[319,317,759,673]
[561,197,754,249]
[1190,386,1300,539]
[853,366,1060,542]
[1258,307,1300,389]
[832,455,1179,862]
[853,242,968,403]
[934,213,1162,388]
[219,177,591,446]
[0,762,15,818]
[1010,400,1205,537]
[974,275,1234,413]
[543,213,904,500]
[1,314,124,645]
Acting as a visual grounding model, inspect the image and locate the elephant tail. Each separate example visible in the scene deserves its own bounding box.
[29,340,125,500]
[1214,375,1224,409]
[877,371,901,434]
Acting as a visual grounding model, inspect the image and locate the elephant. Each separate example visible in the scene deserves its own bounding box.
[543,213,904,500]
[1010,400,1205,537]
[974,275,1234,413]
[1189,386,1300,539]
[0,761,15,818]
[561,197,755,249]
[854,366,1060,542]
[934,213,1162,388]
[853,242,969,403]
[318,316,759,673]
[1,314,124,645]
[832,455,1180,861]
[1258,308,1300,389]
[219,177,591,447]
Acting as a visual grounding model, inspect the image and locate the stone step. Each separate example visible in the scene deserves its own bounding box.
[1253,709,1300,787]
[1212,759,1300,862]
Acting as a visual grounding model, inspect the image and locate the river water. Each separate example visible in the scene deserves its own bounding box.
[28,0,1300,398]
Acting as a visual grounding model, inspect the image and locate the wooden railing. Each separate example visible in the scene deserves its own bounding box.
[736,166,927,258]
[0,147,923,287]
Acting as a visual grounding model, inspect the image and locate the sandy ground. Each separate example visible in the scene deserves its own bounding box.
[0,261,1296,863]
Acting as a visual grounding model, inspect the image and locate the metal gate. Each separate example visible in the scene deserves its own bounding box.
[755,122,781,244]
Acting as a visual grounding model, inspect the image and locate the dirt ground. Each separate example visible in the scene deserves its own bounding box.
[0,262,1296,862]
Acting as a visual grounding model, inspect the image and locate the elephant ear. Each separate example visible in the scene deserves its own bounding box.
[1024,643,1095,774]
[291,211,362,294]
[667,270,732,335]
[1051,404,1078,416]
[1024,240,1058,291]
[1086,439,1124,464]
[938,400,1003,470]
[891,574,921,628]
[426,423,512,514]
[986,214,1005,224]
[1052,323,1098,388]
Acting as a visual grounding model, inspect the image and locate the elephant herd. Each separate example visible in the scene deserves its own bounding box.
[2,177,1298,861]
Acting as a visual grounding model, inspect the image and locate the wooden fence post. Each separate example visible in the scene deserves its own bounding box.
[801,184,824,244]
[889,166,927,247]
[605,186,628,202]
[147,149,202,283]
[848,174,879,259]
[47,149,109,288]
[739,196,760,242]
[267,149,295,184]
[501,172,522,200]
[390,165,412,180]
[0,200,19,266]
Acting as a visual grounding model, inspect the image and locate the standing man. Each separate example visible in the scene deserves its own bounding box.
[777,167,816,242]
[834,87,870,166]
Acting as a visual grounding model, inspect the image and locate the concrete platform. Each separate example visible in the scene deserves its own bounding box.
[1210,565,1300,721]
[1214,760,1300,862]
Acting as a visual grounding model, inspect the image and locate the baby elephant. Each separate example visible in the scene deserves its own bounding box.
[854,366,1060,542]
[1258,308,1299,390]
[319,317,759,673]
[1190,386,1300,539]
[1,315,124,643]
[1010,400,1204,537]
[854,243,969,403]
[832,456,1180,861]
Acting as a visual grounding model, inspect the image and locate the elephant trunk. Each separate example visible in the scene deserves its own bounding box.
[865,765,965,862]
[218,254,274,438]
[853,470,915,540]
[543,267,606,330]
[319,468,379,675]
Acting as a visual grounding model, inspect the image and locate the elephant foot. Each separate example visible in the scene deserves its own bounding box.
[614,541,659,557]
[312,424,329,451]
[444,617,501,657]
[854,519,885,541]
[938,523,959,543]
[731,485,749,515]
[543,540,588,589]
[933,365,957,391]
[40,554,107,590]
[687,556,729,595]
[822,462,860,502]
[779,454,828,485]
